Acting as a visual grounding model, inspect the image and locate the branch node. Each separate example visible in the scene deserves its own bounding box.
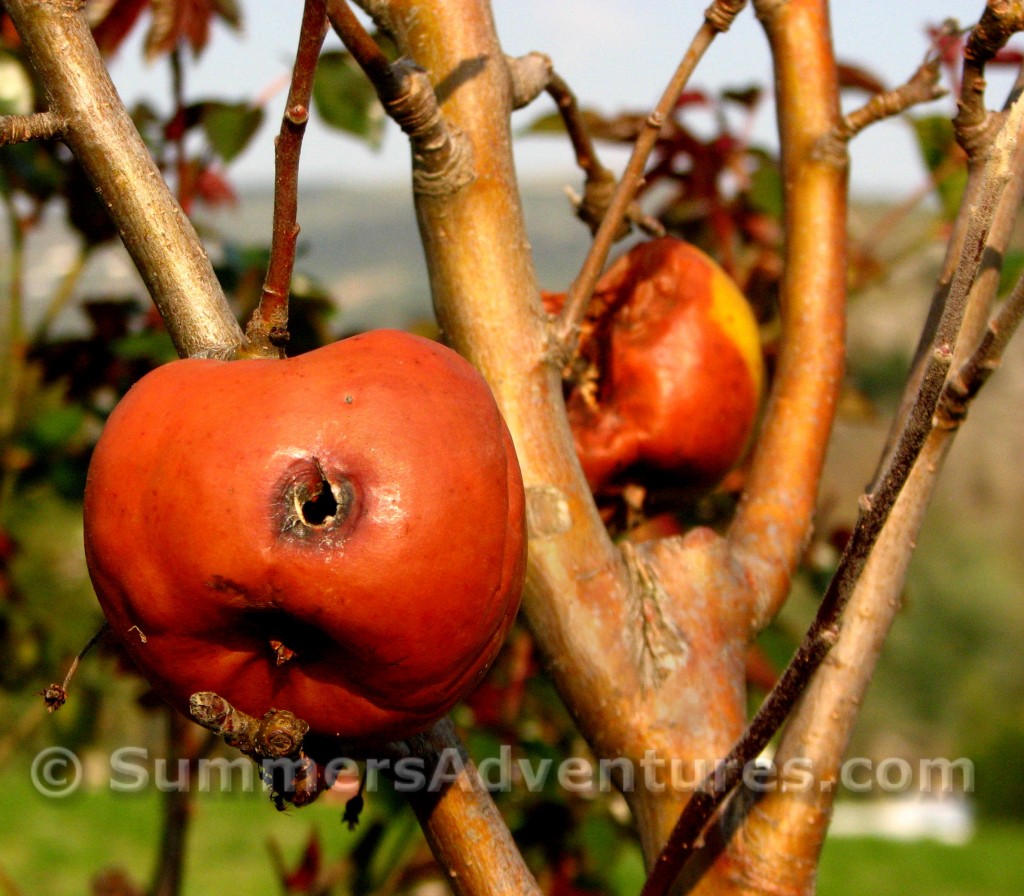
[507,51,553,110]
[383,61,476,195]
[704,0,748,33]
[954,2,1024,157]
[286,103,310,125]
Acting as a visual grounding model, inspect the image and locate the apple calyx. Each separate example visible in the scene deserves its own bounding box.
[277,457,356,540]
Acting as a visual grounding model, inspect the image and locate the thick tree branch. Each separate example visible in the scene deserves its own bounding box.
[727,0,847,632]
[552,0,748,362]
[352,0,640,753]
[356,0,785,879]
[3,0,242,359]
[243,0,329,359]
[353,0,707,866]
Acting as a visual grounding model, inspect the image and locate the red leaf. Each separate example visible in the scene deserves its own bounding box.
[927,23,964,69]
[145,0,211,59]
[90,0,150,57]
[1,14,23,48]
[993,47,1024,66]
[195,166,237,208]
[281,831,322,894]
[836,61,888,95]
[675,89,711,110]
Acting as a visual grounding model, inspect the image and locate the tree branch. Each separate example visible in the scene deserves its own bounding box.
[712,97,1024,895]
[0,111,65,145]
[726,0,847,631]
[544,71,663,239]
[506,52,551,110]
[937,243,1024,430]
[403,719,542,896]
[816,57,945,162]
[551,0,749,362]
[955,0,1024,158]
[353,0,671,860]
[243,0,329,360]
[3,0,242,360]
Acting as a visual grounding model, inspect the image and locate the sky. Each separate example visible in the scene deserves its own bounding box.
[103,1,1020,198]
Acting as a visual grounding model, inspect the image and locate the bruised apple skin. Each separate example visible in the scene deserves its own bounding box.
[83,329,526,747]
[545,237,764,496]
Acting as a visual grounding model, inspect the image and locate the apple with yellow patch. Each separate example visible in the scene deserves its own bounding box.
[545,237,764,496]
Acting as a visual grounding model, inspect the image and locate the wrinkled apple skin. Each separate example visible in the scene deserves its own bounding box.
[84,330,526,746]
[549,238,764,494]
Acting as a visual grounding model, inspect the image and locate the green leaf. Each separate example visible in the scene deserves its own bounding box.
[312,50,385,148]
[998,248,1024,296]
[523,109,567,134]
[200,101,264,163]
[746,147,784,219]
[24,406,86,451]
[523,108,606,136]
[910,114,968,221]
[606,842,647,896]
[0,141,65,201]
[112,330,178,364]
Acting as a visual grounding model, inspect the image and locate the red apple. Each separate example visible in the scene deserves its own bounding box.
[546,237,764,497]
[83,330,526,747]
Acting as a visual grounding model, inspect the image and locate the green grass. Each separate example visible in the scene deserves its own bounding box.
[0,758,369,895]
[2,755,1023,895]
[818,825,1024,896]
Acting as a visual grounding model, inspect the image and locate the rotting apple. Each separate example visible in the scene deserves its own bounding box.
[83,329,526,747]
[545,237,764,498]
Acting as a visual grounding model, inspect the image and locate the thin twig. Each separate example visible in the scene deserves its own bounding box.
[937,267,1024,427]
[816,57,945,162]
[506,52,552,110]
[243,0,329,359]
[326,0,393,86]
[640,89,1024,896]
[0,111,65,145]
[545,73,663,239]
[552,0,747,361]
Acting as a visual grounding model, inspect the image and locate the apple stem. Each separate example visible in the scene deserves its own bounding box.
[39,622,109,712]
